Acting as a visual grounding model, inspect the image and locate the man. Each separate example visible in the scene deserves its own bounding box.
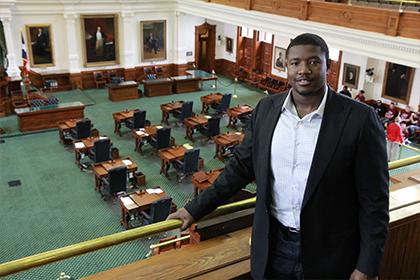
[339,85,352,97]
[168,33,389,279]
[94,26,106,59]
[355,89,366,103]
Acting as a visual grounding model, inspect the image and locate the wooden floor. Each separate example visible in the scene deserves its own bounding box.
[82,227,251,280]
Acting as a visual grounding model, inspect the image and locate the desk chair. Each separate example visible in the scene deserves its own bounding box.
[211,93,231,115]
[101,166,127,198]
[199,116,220,141]
[93,72,107,88]
[154,66,164,78]
[150,127,171,151]
[173,148,200,182]
[70,119,91,140]
[89,138,112,163]
[238,113,252,131]
[141,197,173,225]
[125,110,146,130]
[173,101,193,125]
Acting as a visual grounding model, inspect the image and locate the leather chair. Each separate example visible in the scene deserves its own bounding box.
[89,138,112,163]
[199,116,220,140]
[173,101,193,124]
[150,127,171,151]
[211,93,231,115]
[154,66,164,78]
[101,166,127,197]
[70,119,91,140]
[125,110,146,130]
[93,72,107,88]
[173,148,200,182]
[141,197,173,225]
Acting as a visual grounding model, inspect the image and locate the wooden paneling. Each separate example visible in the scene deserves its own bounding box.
[209,0,249,9]
[253,0,303,19]
[380,204,420,279]
[28,70,72,92]
[80,68,125,89]
[210,0,420,40]
[215,59,235,78]
[69,73,82,89]
[173,63,189,76]
[398,12,420,39]
[124,68,137,81]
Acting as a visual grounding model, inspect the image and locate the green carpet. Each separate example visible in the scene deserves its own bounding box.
[0,77,418,279]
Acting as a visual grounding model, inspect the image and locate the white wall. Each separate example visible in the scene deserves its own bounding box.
[178,14,203,64]
[221,23,236,62]
[338,51,368,97]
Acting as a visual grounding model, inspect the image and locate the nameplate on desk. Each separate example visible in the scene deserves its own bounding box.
[99,136,108,140]
[204,115,211,119]
[156,125,163,129]
[183,143,194,150]
[122,159,133,166]
[235,132,242,135]
[136,131,149,136]
[146,188,163,194]
[74,142,85,149]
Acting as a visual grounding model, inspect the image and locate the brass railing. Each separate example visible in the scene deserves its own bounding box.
[0,154,419,277]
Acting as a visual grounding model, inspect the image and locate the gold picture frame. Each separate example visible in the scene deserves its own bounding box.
[81,14,119,67]
[381,62,415,105]
[273,46,286,72]
[25,24,54,67]
[140,20,167,62]
[342,63,360,89]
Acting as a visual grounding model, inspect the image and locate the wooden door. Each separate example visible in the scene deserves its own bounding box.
[327,51,342,91]
[195,22,216,72]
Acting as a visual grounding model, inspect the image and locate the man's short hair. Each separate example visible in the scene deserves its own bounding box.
[286,33,330,69]
[360,90,365,94]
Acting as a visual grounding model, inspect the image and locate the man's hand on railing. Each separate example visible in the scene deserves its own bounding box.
[167,208,195,230]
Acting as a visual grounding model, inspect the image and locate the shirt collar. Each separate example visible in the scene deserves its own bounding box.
[282,85,328,120]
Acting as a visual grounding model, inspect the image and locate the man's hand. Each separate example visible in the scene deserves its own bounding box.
[167,208,195,230]
[349,269,378,280]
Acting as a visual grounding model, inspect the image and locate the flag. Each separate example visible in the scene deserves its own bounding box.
[21,32,29,82]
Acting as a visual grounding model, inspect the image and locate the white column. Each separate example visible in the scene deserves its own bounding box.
[64,13,81,72]
[174,11,187,65]
[1,15,19,77]
[120,11,135,68]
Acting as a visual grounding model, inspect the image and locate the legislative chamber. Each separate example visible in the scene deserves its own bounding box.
[0,0,419,279]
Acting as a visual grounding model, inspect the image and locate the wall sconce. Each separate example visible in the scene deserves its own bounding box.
[217,35,222,47]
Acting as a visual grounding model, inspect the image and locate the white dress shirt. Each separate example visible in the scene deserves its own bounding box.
[270,86,328,230]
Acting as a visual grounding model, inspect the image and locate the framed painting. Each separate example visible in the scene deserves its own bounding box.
[273,46,286,72]
[141,20,166,61]
[342,63,360,88]
[382,62,415,104]
[81,14,119,67]
[226,37,233,53]
[25,24,54,67]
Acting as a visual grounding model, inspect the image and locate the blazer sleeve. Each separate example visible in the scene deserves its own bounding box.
[354,108,389,276]
[185,103,260,221]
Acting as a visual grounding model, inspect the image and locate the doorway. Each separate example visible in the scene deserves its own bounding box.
[195,22,216,72]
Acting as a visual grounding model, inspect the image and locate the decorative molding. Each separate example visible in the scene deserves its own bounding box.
[178,0,420,68]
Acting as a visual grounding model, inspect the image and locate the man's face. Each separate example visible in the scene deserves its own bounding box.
[286,45,327,96]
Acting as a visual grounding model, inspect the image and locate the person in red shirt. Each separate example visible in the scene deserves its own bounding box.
[386,117,403,161]
[354,90,366,103]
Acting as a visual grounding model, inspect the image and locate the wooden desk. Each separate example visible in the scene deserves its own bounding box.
[112,110,135,136]
[81,227,251,280]
[106,81,139,102]
[119,188,175,229]
[213,131,244,161]
[160,101,184,124]
[143,78,173,97]
[15,101,85,132]
[191,168,223,196]
[171,76,201,94]
[200,92,223,114]
[93,158,138,192]
[186,70,218,89]
[227,105,253,129]
[132,125,160,154]
[57,118,82,144]
[159,146,188,177]
[390,169,420,191]
[74,136,109,168]
[184,115,210,141]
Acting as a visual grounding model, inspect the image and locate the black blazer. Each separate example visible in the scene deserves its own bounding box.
[186,89,389,279]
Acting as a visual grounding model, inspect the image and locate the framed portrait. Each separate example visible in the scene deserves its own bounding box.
[381,62,415,104]
[141,20,167,61]
[81,14,119,67]
[25,24,54,67]
[342,63,360,88]
[226,37,233,53]
[273,46,286,72]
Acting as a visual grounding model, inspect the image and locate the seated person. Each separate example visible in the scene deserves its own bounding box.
[371,100,387,118]
[399,105,414,125]
[338,85,351,98]
[381,102,398,127]
[354,89,366,102]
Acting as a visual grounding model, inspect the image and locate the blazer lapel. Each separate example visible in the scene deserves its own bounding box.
[302,90,351,209]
